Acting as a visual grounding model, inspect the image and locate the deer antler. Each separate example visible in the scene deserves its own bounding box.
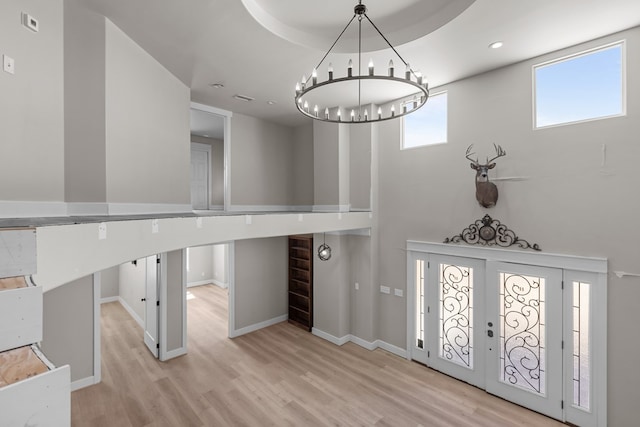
[465,144,478,163]
[486,143,506,163]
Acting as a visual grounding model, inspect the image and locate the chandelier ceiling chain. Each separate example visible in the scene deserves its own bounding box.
[295,1,429,124]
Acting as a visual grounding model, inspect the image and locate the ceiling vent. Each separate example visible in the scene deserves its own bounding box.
[233,94,255,102]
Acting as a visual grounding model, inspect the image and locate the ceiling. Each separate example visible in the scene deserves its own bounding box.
[81,0,640,128]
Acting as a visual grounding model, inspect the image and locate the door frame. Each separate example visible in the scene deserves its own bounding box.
[406,241,608,426]
[190,102,232,211]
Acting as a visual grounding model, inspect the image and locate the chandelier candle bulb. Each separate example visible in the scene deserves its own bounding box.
[391,105,396,117]
[369,59,374,76]
[351,109,355,121]
[295,82,301,95]
[416,71,423,85]
[314,105,319,117]
[413,95,418,109]
[388,60,394,77]
[304,100,309,113]
[364,109,368,121]
[301,74,307,90]
[324,108,329,119]
[328,63,334,80]
[312,68,317,85]
[337,109,341,121]
[348,59,353,77]
[405,63,411,79]
[403,103,407,114]
[377,107,382,120]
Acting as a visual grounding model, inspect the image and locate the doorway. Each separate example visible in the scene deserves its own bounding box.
[407,242,607,427]
[189,103,231,211]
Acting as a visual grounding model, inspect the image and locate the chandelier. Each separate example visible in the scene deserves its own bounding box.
[295,1,429,124]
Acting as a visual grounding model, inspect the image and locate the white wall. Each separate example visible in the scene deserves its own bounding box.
[212,243,228,287]
[374,27,640,427]
[234,237,288,329]
[187,245,213,286]
[42,275,94,383]
[105,20,191,206]
[118,258,146,324]
[0,0,64,204]
[230,114,296,207]
[100,266,119,300]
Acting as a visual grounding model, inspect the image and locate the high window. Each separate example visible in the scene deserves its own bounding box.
[534,42,625,128]
[402,91,448,149]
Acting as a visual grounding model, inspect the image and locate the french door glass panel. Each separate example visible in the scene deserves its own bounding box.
[486,262,563,420]
[427,255,485,388]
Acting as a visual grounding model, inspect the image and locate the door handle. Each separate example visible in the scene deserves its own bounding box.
[487,330,494,337]
[141,298,146,302]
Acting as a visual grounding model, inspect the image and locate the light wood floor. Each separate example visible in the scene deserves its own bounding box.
[72,285,564,426]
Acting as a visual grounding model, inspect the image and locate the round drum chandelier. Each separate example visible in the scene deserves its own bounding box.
[295,1,429,124]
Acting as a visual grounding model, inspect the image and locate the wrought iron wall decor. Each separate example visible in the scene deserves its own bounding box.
[443,214,541,251]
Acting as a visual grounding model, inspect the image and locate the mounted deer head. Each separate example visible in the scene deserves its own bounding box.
[466,144,506,208]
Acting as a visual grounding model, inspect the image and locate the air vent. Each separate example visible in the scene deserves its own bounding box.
[233,94,254,102]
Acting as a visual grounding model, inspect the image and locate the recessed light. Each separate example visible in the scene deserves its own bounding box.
[233,94,255,102]
[489,41,504,49]
[209,83,224,89]
[267,100,277,105]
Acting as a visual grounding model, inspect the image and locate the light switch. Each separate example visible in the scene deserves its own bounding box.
[394,288,404,297]
[380,285,391,294]
[3,55,15,74]
[98,223,107,240]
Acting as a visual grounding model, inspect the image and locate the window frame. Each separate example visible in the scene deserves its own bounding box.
[532,40,626,130]
[401,90,448,150]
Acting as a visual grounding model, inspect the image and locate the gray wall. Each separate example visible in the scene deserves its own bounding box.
[42,275,94,382]
[234,237,288,329]
[212,243,228,286]
[230,114,295,206]
[64,0,106,203]
[0,0,64,202]
[191,135,225,207]
[314,233,373,341]
[100,266,119,299]
[187,245,213,285]
[104,19,191,205]
[349,123,372,210]
[119,258,146,322]
[292,123,315,207]
[374,27,640,427]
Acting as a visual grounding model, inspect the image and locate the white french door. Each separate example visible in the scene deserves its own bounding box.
[408,245,606,426]
[426,255,486,389]
[485,261,563,420]
[144,255,160,358]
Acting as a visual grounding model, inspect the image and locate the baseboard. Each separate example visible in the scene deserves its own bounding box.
[311,328,351,346]
[375,340,407,358]
[227,205,313,212]
[311,328,407,358]
[100,296,119,304]
[70,375,96,392]
[118,297,143,328]
[349,335,377,351]
[0,201,68,218]
[312,204,351,212]
[67,203,109,216]
[230,314,287,338]
[161,347,187,361]
[208,204,224,210]
[107,203,192,215]
[187,279,213,288]
[211,279,228,288]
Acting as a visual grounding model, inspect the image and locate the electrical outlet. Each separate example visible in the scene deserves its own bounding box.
[151,219,159,234]
[380,285,390,294]
[3,55,15,74]
[394,288,404,297]
[355,282,359,290]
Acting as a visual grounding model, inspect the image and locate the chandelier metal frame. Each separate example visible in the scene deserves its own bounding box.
[295,1,430,124]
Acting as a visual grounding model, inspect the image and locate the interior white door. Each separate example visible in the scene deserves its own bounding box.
[426,255,486,388]
[190,149,209,210]
[485,261,563,420]
[144,255,159,358]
